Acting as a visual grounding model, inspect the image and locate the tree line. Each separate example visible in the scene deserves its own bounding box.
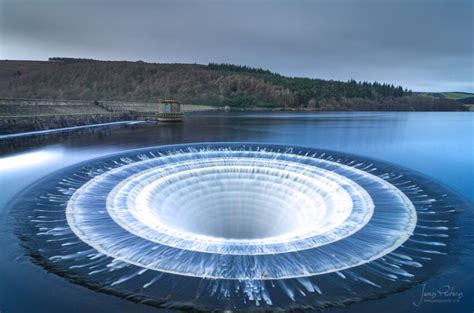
[0,59,467,111]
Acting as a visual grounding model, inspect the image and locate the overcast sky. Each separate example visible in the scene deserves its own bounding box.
[1,0,472,92]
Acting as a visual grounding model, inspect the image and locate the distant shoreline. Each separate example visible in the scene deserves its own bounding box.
[1,110,472,139]
[1,59,469,112]
[0,95,471,135]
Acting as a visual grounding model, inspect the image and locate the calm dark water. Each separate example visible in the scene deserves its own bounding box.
[0,112,473,313]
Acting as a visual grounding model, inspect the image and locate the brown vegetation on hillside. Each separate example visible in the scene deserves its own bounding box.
[0,59,467,111]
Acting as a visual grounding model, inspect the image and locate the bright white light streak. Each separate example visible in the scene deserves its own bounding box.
[0,149,64,171]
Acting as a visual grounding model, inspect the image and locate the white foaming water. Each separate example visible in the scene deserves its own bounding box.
[66,148,416,279]
[23,144,458,309]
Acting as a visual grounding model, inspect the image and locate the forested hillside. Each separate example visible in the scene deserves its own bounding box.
[0,58,467,111]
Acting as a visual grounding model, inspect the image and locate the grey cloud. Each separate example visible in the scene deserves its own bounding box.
[1,0,472,91]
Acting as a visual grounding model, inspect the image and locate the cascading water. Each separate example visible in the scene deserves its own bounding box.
[12,143,464,311]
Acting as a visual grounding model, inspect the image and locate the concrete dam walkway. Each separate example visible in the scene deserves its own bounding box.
[0,98,216,134]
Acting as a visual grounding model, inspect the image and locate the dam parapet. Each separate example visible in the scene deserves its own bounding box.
[0,98,216,133]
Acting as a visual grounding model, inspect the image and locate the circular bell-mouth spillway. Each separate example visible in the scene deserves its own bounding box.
[13,143,466,311]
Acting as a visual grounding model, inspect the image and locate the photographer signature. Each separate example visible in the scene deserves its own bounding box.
[413,284,463,306]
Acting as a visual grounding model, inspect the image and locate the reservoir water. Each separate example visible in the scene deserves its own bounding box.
[0,112,472,312]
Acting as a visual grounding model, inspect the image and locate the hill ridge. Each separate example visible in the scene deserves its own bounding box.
[0,58,467,111]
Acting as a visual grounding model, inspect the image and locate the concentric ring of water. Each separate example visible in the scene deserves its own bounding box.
[16,143,463,310]
[107,157,367,247]
[65,148,416,279]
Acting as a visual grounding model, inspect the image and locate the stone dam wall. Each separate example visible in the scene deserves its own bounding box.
[0,98,217,134]
[0,112,132,134]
